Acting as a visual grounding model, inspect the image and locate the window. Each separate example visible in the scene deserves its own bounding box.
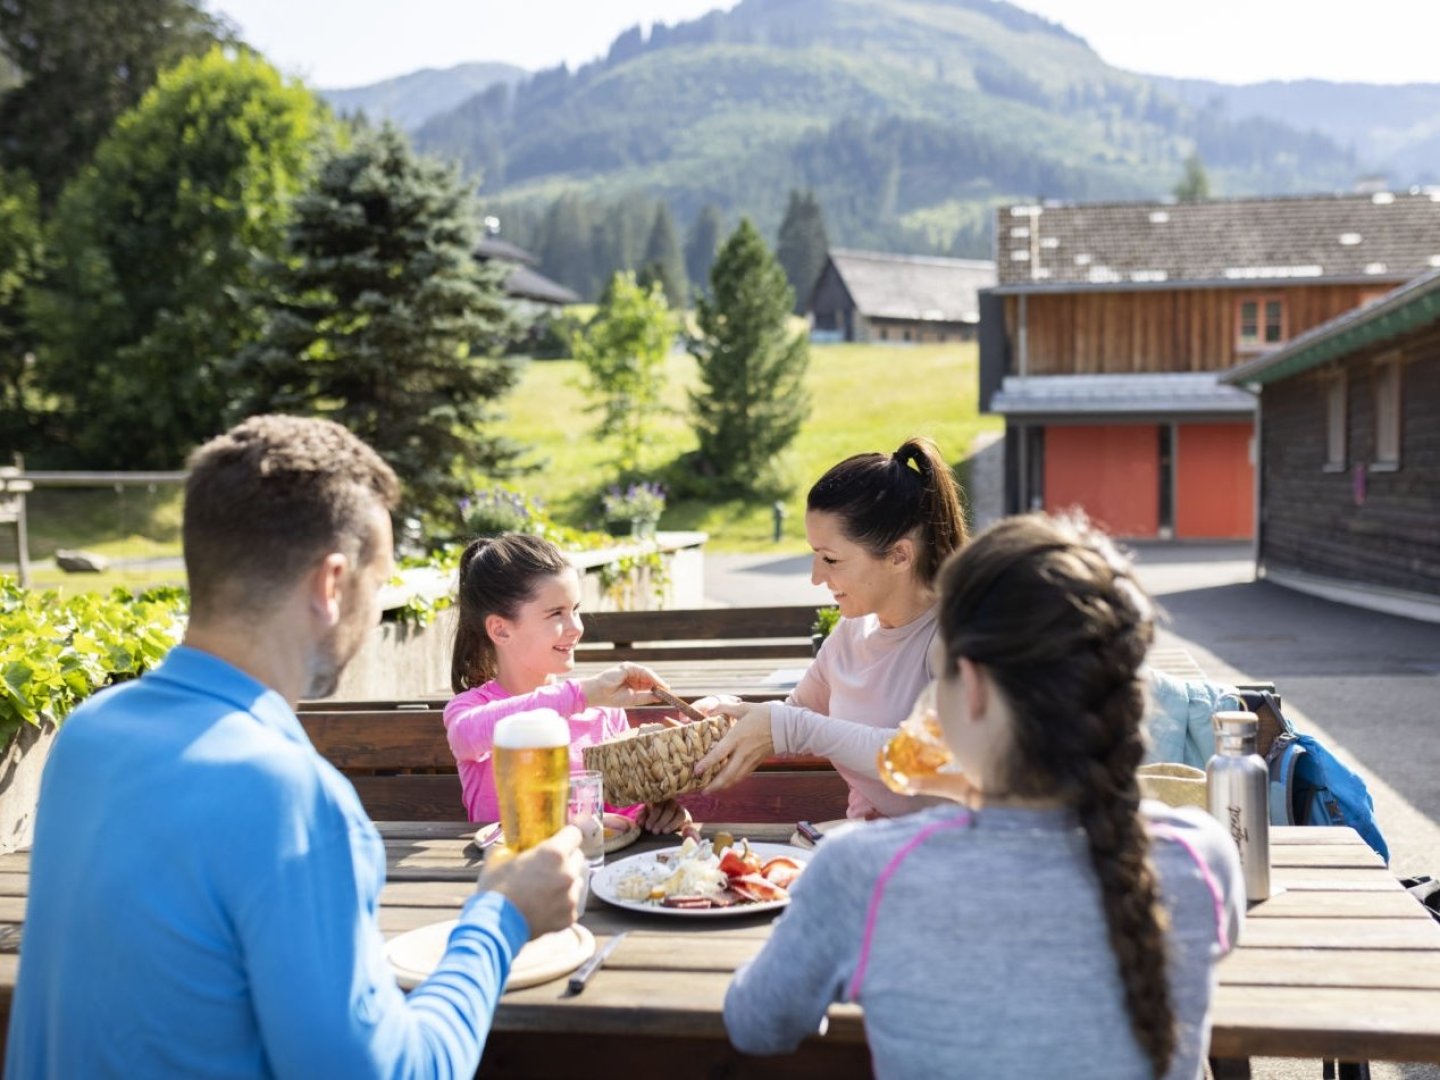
[1323,373,1346,471]
[1236,295,1287,351]
[1373,355,1403,468]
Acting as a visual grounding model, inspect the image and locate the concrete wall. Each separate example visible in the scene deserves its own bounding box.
[0,720,56,854]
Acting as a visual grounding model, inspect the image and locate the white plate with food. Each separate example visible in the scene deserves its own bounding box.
[590,838,810,918]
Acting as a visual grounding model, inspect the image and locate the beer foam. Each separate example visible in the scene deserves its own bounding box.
[494,708,569,749]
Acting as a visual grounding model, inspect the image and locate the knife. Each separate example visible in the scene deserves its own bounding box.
[566,931,628,995]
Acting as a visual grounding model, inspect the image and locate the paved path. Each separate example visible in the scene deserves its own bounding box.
[706,539,1440,1080]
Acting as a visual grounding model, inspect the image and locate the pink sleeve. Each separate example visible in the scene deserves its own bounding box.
[443,680,586,763]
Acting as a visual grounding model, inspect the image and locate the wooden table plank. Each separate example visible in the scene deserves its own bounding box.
[1246,889,1430,919]
[1220,948,1440,990]
[491,968,867,1043]
[1270,845,1386,869]
[1270,866,1402,891]
[1209,986,1440,1061]
[1236,917,1440,950]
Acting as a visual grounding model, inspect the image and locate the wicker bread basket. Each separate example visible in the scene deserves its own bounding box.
[582,715,736,805]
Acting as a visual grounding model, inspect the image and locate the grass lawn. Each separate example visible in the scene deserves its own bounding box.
[497,340,1000,552]
[2,340,998,592]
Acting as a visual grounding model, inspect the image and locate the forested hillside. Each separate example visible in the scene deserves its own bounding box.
[377,0,1426,299]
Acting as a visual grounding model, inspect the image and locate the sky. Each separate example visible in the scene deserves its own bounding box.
[210,0,1440,90]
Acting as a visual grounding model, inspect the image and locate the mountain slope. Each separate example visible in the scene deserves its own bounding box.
[321,61,525,130]
[392,0,1439,295]
[1151,76,1440,184]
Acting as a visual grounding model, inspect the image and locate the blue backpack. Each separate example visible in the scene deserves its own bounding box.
[1241,690,1390,864]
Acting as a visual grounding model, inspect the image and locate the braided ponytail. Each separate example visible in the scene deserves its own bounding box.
[936,513,1175,1077]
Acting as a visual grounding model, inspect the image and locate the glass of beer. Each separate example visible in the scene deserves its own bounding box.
[877,682,955,796]
[493,709,571,853]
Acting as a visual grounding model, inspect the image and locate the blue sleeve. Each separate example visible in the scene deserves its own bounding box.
[724,844,859,1055]
[235,823,529,1079]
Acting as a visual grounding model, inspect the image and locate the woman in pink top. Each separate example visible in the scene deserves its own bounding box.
[695,436,970,819]
[444,533,688,831]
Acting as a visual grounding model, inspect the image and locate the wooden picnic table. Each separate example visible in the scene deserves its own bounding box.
[0,824,1433,1073]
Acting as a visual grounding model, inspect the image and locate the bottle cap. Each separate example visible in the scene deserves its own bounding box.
[1212,710,1259,735]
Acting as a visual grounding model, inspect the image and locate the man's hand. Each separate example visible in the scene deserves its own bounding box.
[637,799,690,834]
[581,662,664,708]
[476,826,585,938]
[692,702,775,791]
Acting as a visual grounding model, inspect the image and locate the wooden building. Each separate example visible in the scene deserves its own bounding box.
[1222,268,1440,613]
[474,230,579,321]
[979,192,1440,539]
[808,249,995,344]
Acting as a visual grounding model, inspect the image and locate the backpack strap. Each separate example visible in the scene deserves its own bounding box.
[1265,733,1305,826]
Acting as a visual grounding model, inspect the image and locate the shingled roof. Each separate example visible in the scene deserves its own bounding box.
[823,249,996,323]
[994,191,1440,291]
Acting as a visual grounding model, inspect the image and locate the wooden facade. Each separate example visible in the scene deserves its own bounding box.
[1258,319,1440,596]
[1003,284,1391,375]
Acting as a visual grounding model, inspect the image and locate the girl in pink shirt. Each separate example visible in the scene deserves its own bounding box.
[444,532,688,832]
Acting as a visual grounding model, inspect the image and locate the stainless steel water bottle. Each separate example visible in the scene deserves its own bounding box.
[1207,710,1271,903]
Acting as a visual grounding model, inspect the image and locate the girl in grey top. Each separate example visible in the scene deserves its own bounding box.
[725,513,1245,1078]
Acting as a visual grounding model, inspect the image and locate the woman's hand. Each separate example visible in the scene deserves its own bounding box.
[637,799,691,834]
[581,662,664,707]
[692,702,775,791]
[689,694,742,716]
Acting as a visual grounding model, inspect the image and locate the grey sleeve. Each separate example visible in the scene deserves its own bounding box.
[771,701,891,775]
[724,844,861,1054]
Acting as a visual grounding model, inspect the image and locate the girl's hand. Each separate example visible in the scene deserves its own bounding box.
[637,799,691,834]
[582,662,663,707]
[692,702,774,791]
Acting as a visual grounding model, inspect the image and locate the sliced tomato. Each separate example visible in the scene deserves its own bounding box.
[761,858,802,889]
[717,850,751,879]
[728,873,789,903]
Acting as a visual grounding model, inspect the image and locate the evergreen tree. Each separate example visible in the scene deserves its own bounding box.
[1174,152,1211,201]
[0,0,232,206]
[0,169,42,451]
[775,189,830,314]
[30,48,326,467]
[640,203,687,309]
[234,124,524,525]
[684,204,723,301]
[536,193,596,299]
[571,271,674,479]
[687,218,809,495]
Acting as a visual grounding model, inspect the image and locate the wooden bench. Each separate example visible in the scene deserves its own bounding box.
[575,606,819,663]
[297,700,850,824]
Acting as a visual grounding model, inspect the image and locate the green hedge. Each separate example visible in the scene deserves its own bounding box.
[0,579,188,749]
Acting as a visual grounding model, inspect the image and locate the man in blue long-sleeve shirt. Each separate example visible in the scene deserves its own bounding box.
[6,415,584,1078]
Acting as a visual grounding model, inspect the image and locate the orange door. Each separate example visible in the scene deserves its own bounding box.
[1044,425,1159,537]
[1175,423,1255,539]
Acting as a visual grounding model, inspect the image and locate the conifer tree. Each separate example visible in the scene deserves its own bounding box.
[684,204,723,301]
[687,218,809,494]
[775,189,830,314]
[641,203,687,309]
[1174,152,1211,201]
[234,124,524,525]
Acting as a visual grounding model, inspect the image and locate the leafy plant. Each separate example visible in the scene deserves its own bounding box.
[459,487,537,537]
[0,578,187,748]
[601,481,667,524]
[812,604,841,639]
